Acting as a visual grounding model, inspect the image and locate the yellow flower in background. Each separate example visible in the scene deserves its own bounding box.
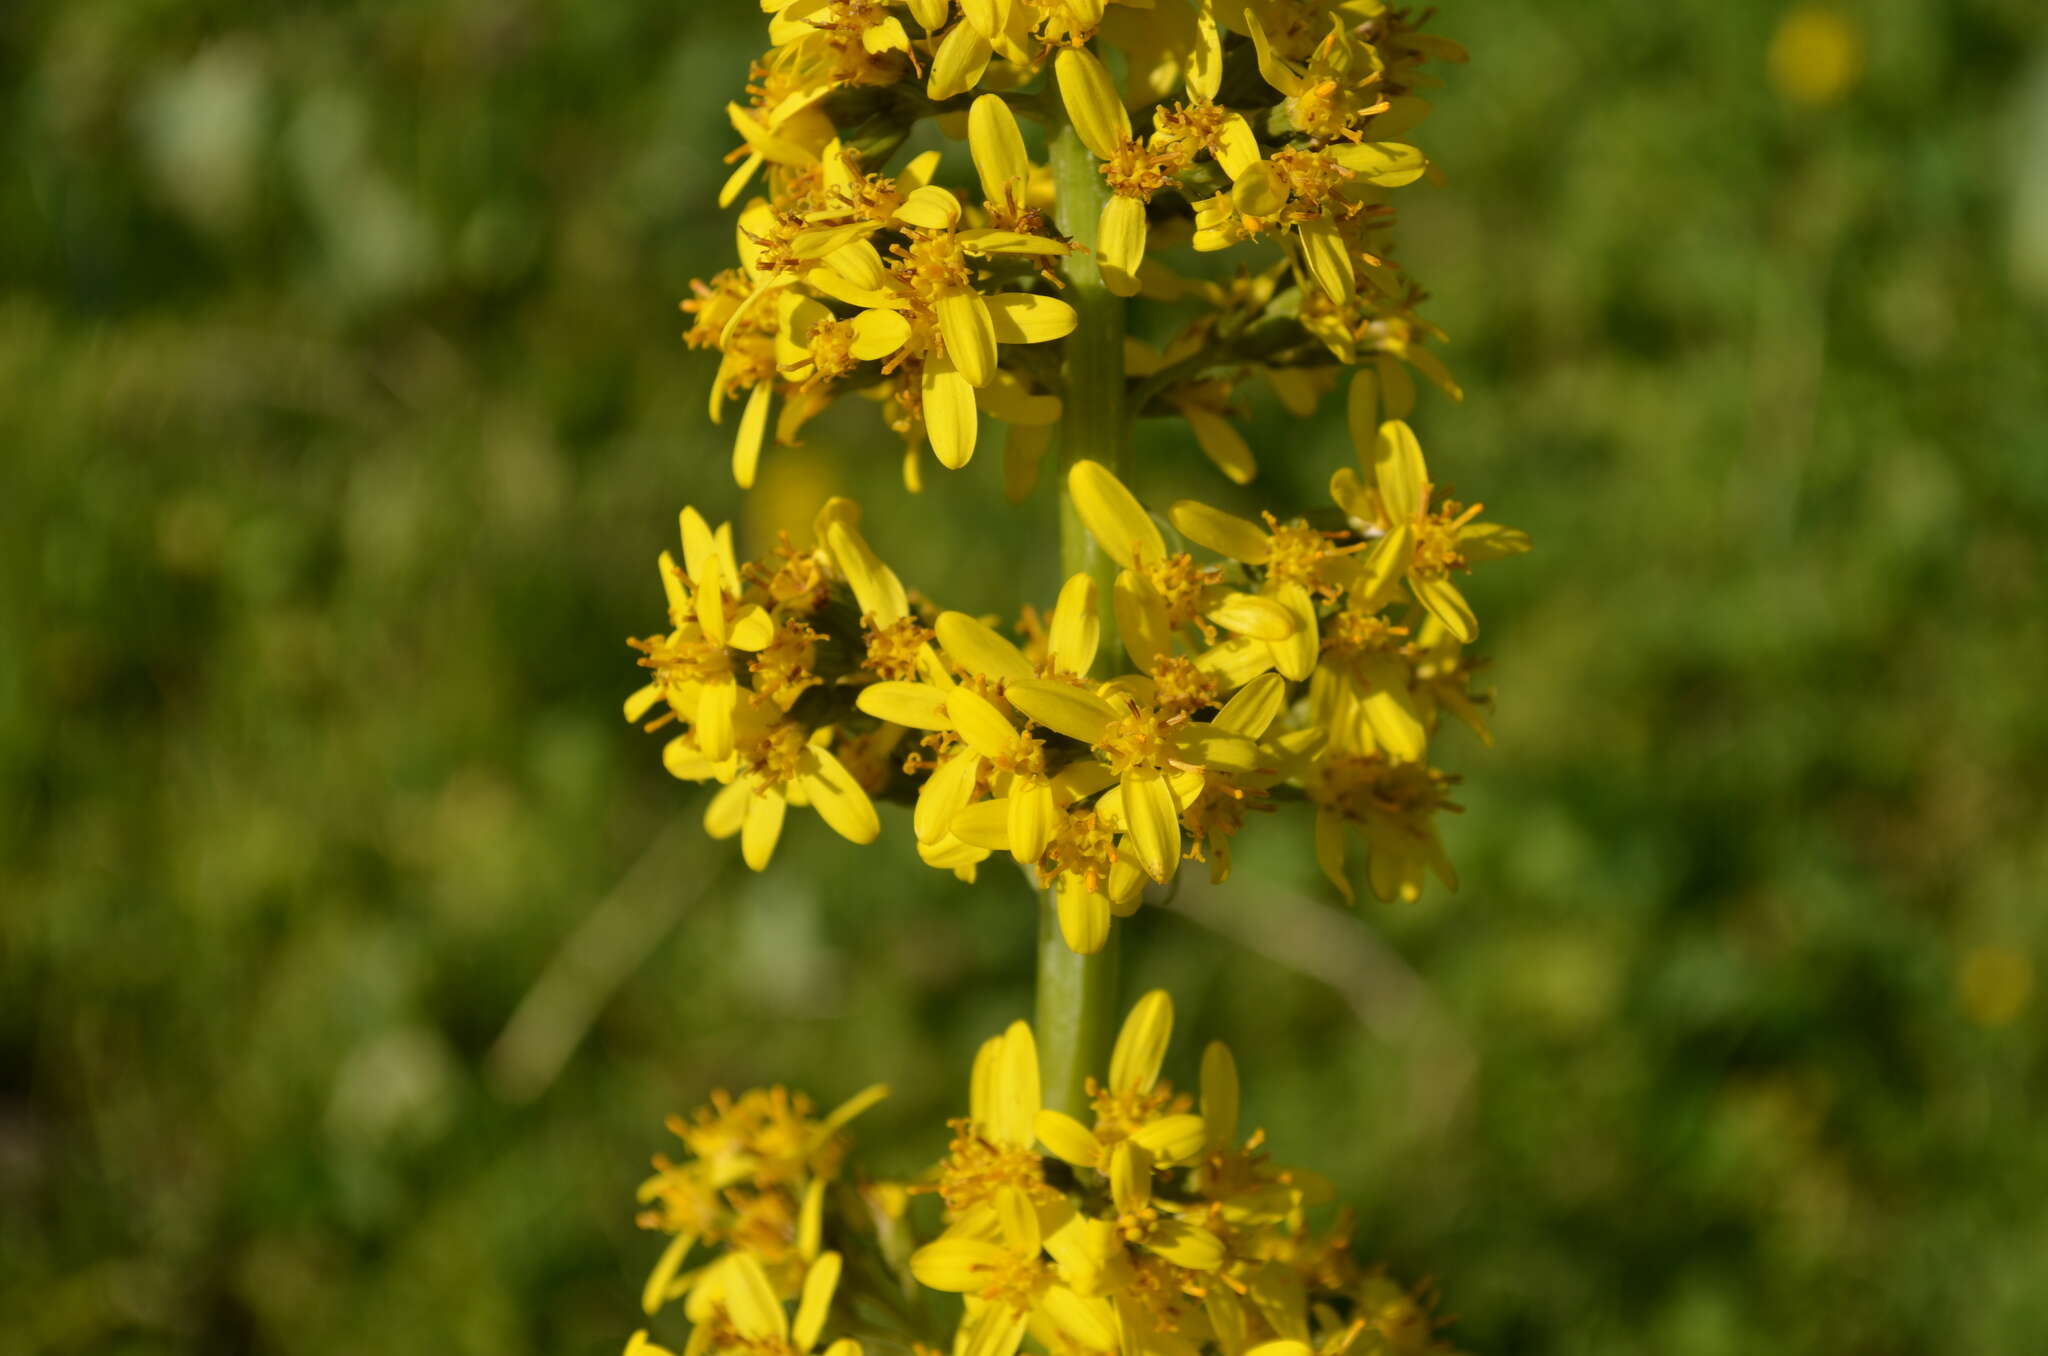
[674,1250,861,1356]
[1768,5,1865,108]
[635,1083,886,1317]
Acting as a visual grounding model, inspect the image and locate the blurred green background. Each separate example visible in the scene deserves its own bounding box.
[6,2,2047,1353]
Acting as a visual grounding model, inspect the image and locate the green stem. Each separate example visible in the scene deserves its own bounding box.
[1033,122,1127,1121]
[1049,123,1129,629]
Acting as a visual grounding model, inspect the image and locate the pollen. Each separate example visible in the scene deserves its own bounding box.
[1097,701,1180,777]
[862,613,934,681]
[935,1118,1058,1215]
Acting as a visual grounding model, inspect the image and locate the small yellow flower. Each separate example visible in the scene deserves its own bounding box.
[679,698,881,870]
[1067,461,1298,675]
[1333,418,1531,643]
[624,508,776,762]
[1309,752,1461,905]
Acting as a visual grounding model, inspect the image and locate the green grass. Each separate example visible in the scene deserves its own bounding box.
[4,3,2046,1353]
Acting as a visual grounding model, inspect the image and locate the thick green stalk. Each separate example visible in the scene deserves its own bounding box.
[1034,122,1127,1120]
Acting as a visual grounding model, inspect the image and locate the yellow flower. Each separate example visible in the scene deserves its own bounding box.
[1309,752,1461,905]
[677,697,881,870]
[1066,461,1297,675]
[635,1084,885,1317]
[1004,677,1255,887]
[933,1020,1054,1216]
[1168,497,1366,681]
[1333,418,1531,643]
[1032,990,1211,1171]
[683,1250,859,1356]
[624,508,777,762]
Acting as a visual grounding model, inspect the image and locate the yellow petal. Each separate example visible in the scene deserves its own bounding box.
[624,682,663,725]
[728,604,774,651]
[696,682,737,762]
[1127,1112,1206,1163]
[1067,460,1164,567]
[1410,573,1477,643]
[824,238,889,291]
[1054,48,1131,160]
[909,1237,1008,1292]
[1047,573,1100,676]
[1039,1287,1118,1350]
[984,292,1079,344]
[1121,769,1179,883]
[733,383,773,489]
[1184,405,1257,484]
[796,745,880,844]
[640,1232,695,1316]
[1186,9,1224,100]
[968,93,1029,207]
[1230,160,1288,218]
[741,788,787,870]
[1110,990,1173,1095]
[1296,217,1355,305]
[992,1022,1041,1148]
[1057,881,1111,954]
[922,361,979,469]
[1264,581,1319,681]
[1112,571,1172,674]
[1326,140,1429,187]
[1357,525,1414,610]
[915,746,980,843]
[1204,590,1293,642]
[894,183,963,232]
[667,735,719,784]
[1008,777,1058,864]
[1170,500,1271,564]
[938,291,997,388]
[848,307,910,360]
[786,1259,838,1354]
[1097,195,1146,298]
[935,611,1034,681]
[950,798,1013,851]
[1215,114,1261,180]
[928,23,992,101]
[1146,1219,1226,1270]
[856,680,952,729]
[723,1253,788,1342]
[995,1183,1041,1252]
[1374,418,1428,522]
[824,520,908,624]
[1006,677,1117,745]
[977,369,1063,426]
[1035,1109,1103,1167]
[1214,672,1286,739]
[1107,1140,1152,1214]
[946,686,1020,761]
[1243,8,1306,97]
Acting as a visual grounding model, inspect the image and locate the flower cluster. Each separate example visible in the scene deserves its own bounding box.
[688,0,1467,490]
[626,419,1525,951]
[632,994,1458,1356]
[628,1082,890,1356]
